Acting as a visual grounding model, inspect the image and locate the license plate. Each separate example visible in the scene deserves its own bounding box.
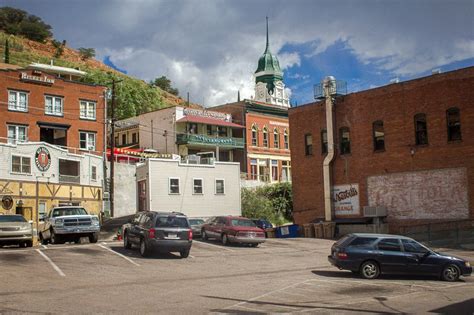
[166,233,178,239]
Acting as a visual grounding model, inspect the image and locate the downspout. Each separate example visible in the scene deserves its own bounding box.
[322,77,336,222]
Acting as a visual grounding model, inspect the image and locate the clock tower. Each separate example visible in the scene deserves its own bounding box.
[254,17,290,107]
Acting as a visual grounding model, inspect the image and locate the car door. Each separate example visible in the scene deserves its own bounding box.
[375,238,410,274]
[128,213,143,244]
[214,217,227,239]
[41,210,53,239]
[401,239,440,275]
[206,217,220,238]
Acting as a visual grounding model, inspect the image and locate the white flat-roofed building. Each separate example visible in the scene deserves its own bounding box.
[136,156,241,218]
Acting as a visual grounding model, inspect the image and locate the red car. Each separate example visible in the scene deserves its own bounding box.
[201,216,266,247]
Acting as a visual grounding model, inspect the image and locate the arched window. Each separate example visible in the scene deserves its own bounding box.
[273,128,280,148]
[284,129,289,150]
[339,127,351,155]
[414,113,428,145]
[373,120,385,151]
[321,129,327,154]
[262,126,269,147]
[446,107,461,141]
[251,125,258,146]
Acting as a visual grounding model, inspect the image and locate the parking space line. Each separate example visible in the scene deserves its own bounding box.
[97,244,140,266]
[194,240,234,252]
[35,249,65,277]
[41,245,48,249]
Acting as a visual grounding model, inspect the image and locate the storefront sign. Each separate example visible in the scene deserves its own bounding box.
[183,108,228,121]
[35,147,51,172]
[20,72,55,85]
[269,121,289,127]
[1,196,13,210]
[332,184,360,215]
[193,135,234,145]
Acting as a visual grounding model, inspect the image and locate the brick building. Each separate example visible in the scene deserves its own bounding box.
[289,67,474,231]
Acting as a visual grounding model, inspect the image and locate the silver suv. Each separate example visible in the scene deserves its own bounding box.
[39,206,100,244]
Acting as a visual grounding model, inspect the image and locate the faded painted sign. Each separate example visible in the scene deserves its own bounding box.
[368,168,468,220]
[332,184,360,216]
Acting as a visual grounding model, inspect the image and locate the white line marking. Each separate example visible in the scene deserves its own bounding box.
[42,245,48,249]
[194,240,234,252]
[189,255,195,259]
[36,249,65,277]
[97,244,140,266]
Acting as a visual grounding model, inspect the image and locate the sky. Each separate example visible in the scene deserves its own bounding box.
[6,0,474,107]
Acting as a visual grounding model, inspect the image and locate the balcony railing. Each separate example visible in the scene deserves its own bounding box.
[176,133,244,148]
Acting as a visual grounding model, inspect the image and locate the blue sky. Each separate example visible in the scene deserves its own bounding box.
[5,0,474,107]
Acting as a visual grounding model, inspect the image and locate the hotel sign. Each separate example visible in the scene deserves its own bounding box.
[20,72,55,85]
[332,184,360,216]
[183,108,229,121]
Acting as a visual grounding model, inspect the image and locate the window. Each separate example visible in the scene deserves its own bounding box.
[193,178,203,194]
[59,159,80,183]
[122,134,126,145]
[80,100,96,120]
[373,121,385,151]
[207,125,214,135]
[218,126,227,137]
[79,132,96,151]
[414,113,428,145]
[7,125,27,144]
[91,166,97,181]
[446,107,461,141]
[188,123,198,134]
[348,237,377,247]
[11,155,31,174]
[282,160,291,182]
[377,238,401,251]
[273,129,279,148]
[251,125,258,146]
[401,239,429,254]
[45,95,63,116]
[39,202,47,219]
[250,159,257,180]
[132,133,137,143]
[169,178,180,194]
[284,129,289,149]
[262,127,269,147]
[321,129,328,154]
[271,160,278,181]
[8,90,28,112]
[305,133,313,156]
[340,127,351,155]
[215,179,225,194]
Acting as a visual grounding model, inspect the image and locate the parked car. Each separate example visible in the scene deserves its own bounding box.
[328,233,472,282]
[201,216,265,247]
[251,219,273,230]
[122,211,192,258]
[0,214,33,248]
[188,218,205,238]
[39,206,100,245]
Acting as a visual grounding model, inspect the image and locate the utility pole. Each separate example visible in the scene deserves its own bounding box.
[163,130,168,154]
[110,79,116,218]
[151,119,154,149]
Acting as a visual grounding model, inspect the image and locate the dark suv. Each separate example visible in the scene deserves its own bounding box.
[122,211,192,258]
[328,233,472,281]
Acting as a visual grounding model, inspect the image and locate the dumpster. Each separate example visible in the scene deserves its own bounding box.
[303,224,315,238]
[313,223,324,238]
[323,222,336,239]
[276,224,300,238]
[265,228,276,238]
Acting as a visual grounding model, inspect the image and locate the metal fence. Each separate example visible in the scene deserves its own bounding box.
[398,219,474,246]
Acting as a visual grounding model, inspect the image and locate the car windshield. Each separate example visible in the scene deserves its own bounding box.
[189,219,204,226]
[155,216,189,228]
[52,208,87,217]
[0,215,26,223]
[231,219,256,227]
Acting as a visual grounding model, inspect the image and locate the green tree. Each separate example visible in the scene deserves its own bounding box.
[52,39,64,58]
[0,7,52,42]
[78,47,95,60]
[152,75,179,96]
[4,39,9,63]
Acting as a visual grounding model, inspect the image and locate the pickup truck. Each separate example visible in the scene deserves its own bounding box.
[39,206,100,244]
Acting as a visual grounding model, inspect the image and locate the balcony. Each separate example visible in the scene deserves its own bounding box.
[176,134,244,149]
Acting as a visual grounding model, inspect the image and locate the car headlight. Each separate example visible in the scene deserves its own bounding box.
[466,261,471,268]
[92,217,100,226]
[55,219,64,227]
[21,225,31,231]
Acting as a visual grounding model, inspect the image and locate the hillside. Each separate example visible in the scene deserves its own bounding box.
[0,32,201,117]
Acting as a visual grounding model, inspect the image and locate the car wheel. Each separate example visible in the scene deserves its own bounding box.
[360,260,380,279]
[123,232,132,249]
[139,238,150,257]
[50,230,60,245]
[88,233,99,244]
[441,264,460,282]
[202,230,208,241]
[180,249,190,258]
[222,234,229,246]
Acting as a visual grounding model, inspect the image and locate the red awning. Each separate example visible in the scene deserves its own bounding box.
[176,115,244,128]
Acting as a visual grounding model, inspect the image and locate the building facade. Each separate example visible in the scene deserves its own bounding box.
[114,106,245,161]
[136,157,241,218]
[289,67,474,231]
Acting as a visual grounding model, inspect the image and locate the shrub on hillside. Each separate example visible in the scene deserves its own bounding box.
[0,7,52,42]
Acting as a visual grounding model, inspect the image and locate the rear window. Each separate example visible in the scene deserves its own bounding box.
[189,219,204,225]
[231,219,256,227]
[348,237,378,247]
[334,235,352,246]
[0,215,26,223]
[155,216,189,228]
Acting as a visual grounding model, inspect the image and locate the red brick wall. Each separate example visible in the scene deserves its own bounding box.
[289,67,474,228]
[0,69,106,154]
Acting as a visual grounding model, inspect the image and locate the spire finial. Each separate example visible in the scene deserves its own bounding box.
[265,16,269,52]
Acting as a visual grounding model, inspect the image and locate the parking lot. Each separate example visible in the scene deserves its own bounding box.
[1,238,473,314]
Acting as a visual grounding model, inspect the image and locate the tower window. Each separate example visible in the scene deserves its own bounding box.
[321,129,327,154]
[305,134,313,156]
[373,121,385,151]
[446,107,461,141]
[339,127,351,155]
[414,113,428,145]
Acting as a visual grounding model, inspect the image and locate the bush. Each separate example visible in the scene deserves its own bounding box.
[78,47,95,60]
[0,7,52,42]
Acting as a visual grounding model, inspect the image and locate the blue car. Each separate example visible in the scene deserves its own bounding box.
[328,233,472,281]
[251,219,273,230]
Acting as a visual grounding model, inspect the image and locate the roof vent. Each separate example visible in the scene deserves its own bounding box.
[432,68,441,74]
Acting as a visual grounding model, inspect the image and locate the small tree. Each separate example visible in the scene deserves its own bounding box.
[52,39,64,58]
[78,47,95,60]
[152,75,179,96]
[4,39,9,63]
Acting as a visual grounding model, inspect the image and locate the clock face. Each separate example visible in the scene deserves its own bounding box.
[258,89,265,99]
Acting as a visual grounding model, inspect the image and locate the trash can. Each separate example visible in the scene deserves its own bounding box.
[303,224,315,238]
[265,228,276,238]
[276,224,300,238]
[313,223,324,238]
[323,222,336,239]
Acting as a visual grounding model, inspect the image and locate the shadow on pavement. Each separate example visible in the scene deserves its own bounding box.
[311,270,468,282]
[430,298,474,315]
[107,245,183,260]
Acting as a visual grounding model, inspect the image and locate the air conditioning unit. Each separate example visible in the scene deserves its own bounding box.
[363,206,387,217]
